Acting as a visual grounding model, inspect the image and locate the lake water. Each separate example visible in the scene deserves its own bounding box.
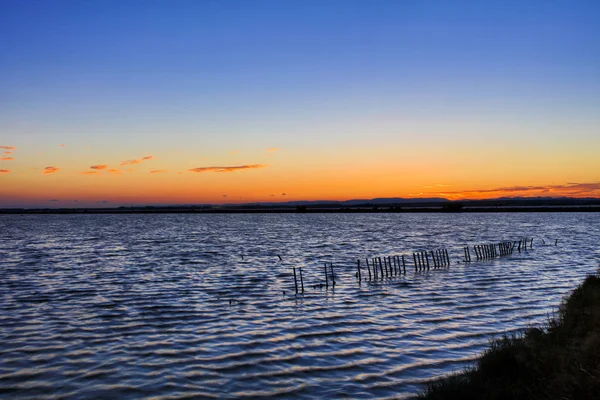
[1,213,598,399]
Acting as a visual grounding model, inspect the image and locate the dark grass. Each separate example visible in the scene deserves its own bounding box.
[419,271,600,400]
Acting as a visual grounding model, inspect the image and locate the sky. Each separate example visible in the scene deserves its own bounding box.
[1,0,599,207]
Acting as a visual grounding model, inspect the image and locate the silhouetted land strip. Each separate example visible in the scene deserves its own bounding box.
[1,198,599,214]
[418,272,600,400]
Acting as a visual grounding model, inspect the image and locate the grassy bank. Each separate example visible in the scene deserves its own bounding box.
[419,272,600,400]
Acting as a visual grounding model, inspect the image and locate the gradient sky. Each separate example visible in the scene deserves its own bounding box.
[1,0,599,207]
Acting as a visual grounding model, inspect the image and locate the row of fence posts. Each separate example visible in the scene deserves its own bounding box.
[463,238,533,262]
[353,249,450,282]
[412,249,450,271]
[357,255,406,281]
[290,238,544,294]
[516,238,534,252]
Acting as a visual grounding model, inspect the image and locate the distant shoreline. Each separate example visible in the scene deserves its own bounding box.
[2,205,599,214]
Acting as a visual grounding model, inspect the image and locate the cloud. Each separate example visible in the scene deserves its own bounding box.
[60,144,65,147]
[43,166,60,175]
[90,165,108,170]
[189,164,266,173]
[83,171,100,175]
[0,169,10,174]
[1,157,14,161]
[120,155,154,166]
[266,148,279,156]
[0,146,16,150]
[150,169,167,174]
[436,182,600,199]
[107,169,122,175]
[4,151,13,155]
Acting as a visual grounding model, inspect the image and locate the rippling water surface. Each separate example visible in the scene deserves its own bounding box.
[1,213,598,399]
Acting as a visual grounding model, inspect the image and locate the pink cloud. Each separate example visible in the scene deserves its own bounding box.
[107,169,122,175]
[83,171,100,175]
[120,155,154,166]
[189,164,266,173]
[4,151,13,155]
[1,157,14,161]
[43,166,60,175]
[436,182,600,199]
[0,169,10,174]
[150,169,167,174]
[90,165,108,170]
[0,146,16,150]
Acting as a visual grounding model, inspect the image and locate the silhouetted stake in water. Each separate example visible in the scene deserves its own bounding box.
[378,257,384,278]
[330,264,336,286]
[293,267,299,294]
[278,255,282,260]
[402,255,406,274]
[324,263,329,288]
[356,259,362,281]
[555,239,559,246]
[299,268,304,293]
[413,253,418,271]
[366,258,372,280]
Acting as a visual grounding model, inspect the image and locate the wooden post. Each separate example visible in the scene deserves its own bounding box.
[299,267,304,293]
[431,250,437,268]
[402,255,406,274]
[330,264,336,286]
[445,249,450,265]
[357,259,361,281]
[413,253,418,271]
[424,251,430,270]
[324,263,329,288]
[366,258,372,280]
[293,267,299,294]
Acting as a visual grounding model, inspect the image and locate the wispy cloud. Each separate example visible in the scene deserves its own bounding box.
[4,151,13,155]
[266,147,279,156]
[189,164,266,173]
[43,166,60,175]
[107,169,122,175]
[0,169,10,174]
[0,146,16,150]
[1,157,14,161]
[90,165,108,170]
[120,155,154,166]
[150,169,167,174]
[60,144,65,147]
[83,171,100,175]
[423,183,450,189]
[436,182,600,199]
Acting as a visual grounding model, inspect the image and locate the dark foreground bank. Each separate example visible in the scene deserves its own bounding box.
[419,271,600,400]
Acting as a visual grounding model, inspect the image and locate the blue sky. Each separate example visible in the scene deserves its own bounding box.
[1,0,599,206]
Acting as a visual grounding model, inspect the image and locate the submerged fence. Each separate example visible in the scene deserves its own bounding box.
[277,237,554,296]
